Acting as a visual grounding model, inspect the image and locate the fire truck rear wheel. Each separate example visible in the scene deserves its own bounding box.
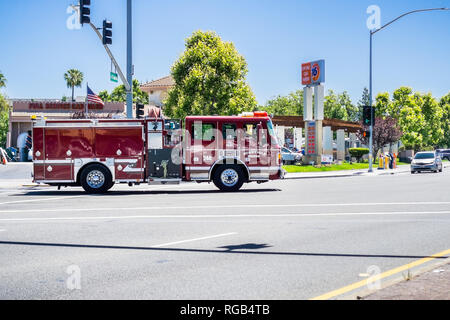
[80,164,113,194]
[213,165,245,192]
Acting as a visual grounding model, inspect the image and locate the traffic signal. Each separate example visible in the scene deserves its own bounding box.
[363,106,375,126]
[363,130,371,139]
[136,104,145,119]
[79,0,91,25]
[102,20,113,45]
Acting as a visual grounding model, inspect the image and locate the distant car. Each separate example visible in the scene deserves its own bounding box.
[281,147,302,165]
[411,152,443,174]
[436,149,450,161]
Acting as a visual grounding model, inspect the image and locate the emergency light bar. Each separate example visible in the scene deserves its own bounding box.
[239,111,269,118]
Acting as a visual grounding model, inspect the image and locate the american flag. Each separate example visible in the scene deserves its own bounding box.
[87,85,104,106]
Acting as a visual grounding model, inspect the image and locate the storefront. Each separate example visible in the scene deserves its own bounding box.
[7,100,125,150]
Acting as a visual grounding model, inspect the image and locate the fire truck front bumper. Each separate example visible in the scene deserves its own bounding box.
[268,167,285,180]
[279,168,286,180]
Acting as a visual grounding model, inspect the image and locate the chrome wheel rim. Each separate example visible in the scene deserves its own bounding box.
[221,169,239,187]
[86,170,105,189]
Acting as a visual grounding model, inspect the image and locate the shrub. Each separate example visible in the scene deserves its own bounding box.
[349,148,370,163]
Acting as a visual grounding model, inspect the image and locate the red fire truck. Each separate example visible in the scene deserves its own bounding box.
[32,112,284,193]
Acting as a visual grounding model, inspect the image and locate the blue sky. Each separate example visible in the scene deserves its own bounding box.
[0,0,449,105]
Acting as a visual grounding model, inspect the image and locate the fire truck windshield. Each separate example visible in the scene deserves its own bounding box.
[266,120,279,146]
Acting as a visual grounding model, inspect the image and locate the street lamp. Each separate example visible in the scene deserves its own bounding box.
[368,7,449,173]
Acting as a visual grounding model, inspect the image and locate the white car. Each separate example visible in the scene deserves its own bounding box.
[411,152,443,174]
[281,148,302,165]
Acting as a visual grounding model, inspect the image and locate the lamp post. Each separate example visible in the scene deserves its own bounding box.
[368,7,449,173]
[126,0,133,119]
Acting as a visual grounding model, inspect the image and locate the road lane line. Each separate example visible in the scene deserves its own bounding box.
[0,196,83,206]
[310,248,450,300]
[150,233,237,248]
[0,201,450,214]
[0,211,449,222]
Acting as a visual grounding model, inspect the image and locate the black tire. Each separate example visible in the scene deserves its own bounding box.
[411,171,415,174]
[213,164,245,192]
[80,164,113,194]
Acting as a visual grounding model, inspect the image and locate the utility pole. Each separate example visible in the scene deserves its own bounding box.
[126,0,133,119]
[74,0,133,118]
[368,7,449,173]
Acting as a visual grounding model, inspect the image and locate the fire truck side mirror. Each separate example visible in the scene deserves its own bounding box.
[257,123,263,131]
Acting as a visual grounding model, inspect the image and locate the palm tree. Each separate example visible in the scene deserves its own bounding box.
[0,71,6,88]
[64,69,84,102]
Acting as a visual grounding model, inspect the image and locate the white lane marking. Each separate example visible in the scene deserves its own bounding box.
[0,196,83,206]
[0,211,449,222]
[0,201,449,214]
[0,229,6,232]
[150,233,237,248]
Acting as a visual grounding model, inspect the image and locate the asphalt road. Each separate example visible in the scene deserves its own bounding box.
[0,166,449,300]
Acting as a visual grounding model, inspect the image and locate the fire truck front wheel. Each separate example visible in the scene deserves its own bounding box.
[213,165,245,192]
[80,164,113,194]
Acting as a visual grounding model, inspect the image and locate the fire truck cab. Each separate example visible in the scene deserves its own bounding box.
[32,112,283,194]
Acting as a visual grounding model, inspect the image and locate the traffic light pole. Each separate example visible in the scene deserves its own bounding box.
[72,5,131,95]
[368,32,374,173]
[126,0,133,119]
[88,22,131,93]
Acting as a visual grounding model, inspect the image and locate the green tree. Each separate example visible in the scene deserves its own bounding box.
[64,69,84,102]
[98,90,111,102]
[164,30,257,119]
[0,71,6,88]
[263,90,303,116]
[338,91,358,122]
[391,87,426,151]
[416,92,443,148]
[374,92,391,117]
[356,87,371,120]
[324,90,348,120]
[439,92,450,148]
[109,79,149,105]
[0,93,9,148]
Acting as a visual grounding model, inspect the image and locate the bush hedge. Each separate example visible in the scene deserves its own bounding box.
[349,148,370,163]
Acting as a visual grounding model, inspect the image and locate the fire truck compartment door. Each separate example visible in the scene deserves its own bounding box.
[43,128,75,182]
[148,149,181,179]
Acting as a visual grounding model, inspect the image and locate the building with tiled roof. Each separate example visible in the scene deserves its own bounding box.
[140,76,175,107]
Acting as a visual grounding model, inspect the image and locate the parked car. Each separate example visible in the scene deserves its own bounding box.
[281,147,302,165]
[436,149,450,161]
[411,152,443,174]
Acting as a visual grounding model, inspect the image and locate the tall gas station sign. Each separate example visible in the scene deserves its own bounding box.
[302,60,325,165]
[302,60,325,86]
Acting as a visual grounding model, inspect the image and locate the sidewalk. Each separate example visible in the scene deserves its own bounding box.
[284,165,412,180]
[362,259,450,300]
[0,162,34,189]
[284,162,450,180]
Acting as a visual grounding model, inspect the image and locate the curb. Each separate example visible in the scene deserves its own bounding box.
[348,257,450,300]
[284,163,450,180]
[284,167,411,180]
